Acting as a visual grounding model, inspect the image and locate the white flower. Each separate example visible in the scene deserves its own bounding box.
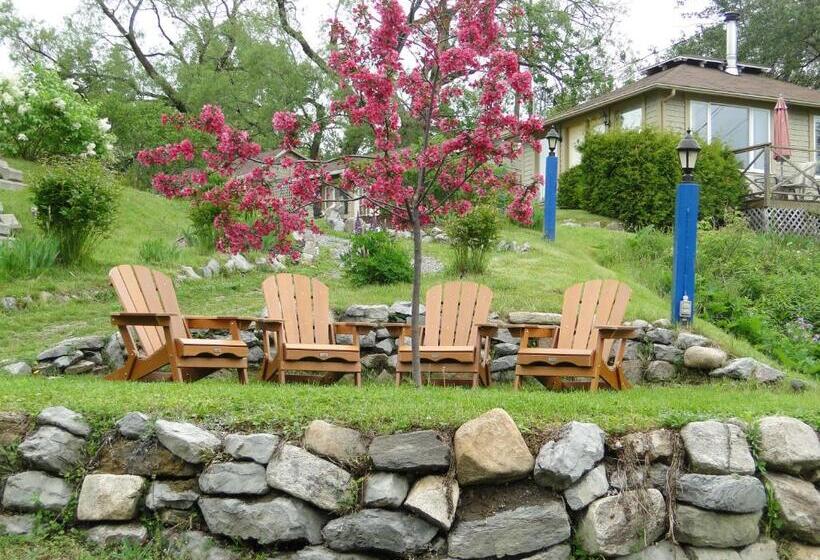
[84,142,96,155]
[64,78,78,91]
[105,142,114,152]
[0,92,14,106]
[71,122,82,130]
[97,118,111,133]
[52,98,66,111]
[17,103,30,115]
[16,133,28,142]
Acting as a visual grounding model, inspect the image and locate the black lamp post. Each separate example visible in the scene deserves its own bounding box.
[543,126,561,240]
[676,129,701,182]
[545,126,561,155]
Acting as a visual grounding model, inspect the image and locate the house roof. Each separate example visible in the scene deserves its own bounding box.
[545,60,820,126]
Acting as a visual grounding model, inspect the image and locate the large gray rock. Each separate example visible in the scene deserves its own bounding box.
[36,344,73,361]
[576,489,666,556]
[166,530,239,560]
[115,412,151,440]
[86,523,148,547]
[653,344,683,363]
[362,472,409,508]
[59,335,107,350]
[786,542,820,560]
[646,328,675,345]
[344,304,389,322]
[674,504,761,547]
[0,514,36,536]
[491,355,517,372]
[756,416,820,475]
[155,420,221,464]
[621,540,688,560]
[283,547,380,560]
[322,509,438,556]
[454,408,534,486]
[676,332,711,349]
[493,342,519,356]
[683,346,727,370]
[145,479,199,510]
[369,430,451,473]
[765,473,820,544]
[563,464,609,511]
[76,474,146,521]
[685,547,742,560]
[645,360,676,382]
[266,444,352,511]
[96,438,199,478]
[223,433,279,464]
[739,539,779,560]
[507,311,562,324]
[304,420,367,466]
[447,500,571,559]
[403,475,459,530]
[521,544,572,560]
[710,358,784,383]
[18,425,85,475]
[680,421,755,475]
[619,429,675,463]
[389,301,425,319]
[200,495,325,545]
[199,461,268,495]
[533,421,605,490]
[36,406,90,438]
[2,470,73,512]
[676,474,766,513]
[2,361,31,376]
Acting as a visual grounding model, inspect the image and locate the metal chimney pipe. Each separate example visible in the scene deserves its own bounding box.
[724,12,739,75]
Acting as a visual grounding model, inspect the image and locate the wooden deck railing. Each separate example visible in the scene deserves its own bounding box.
[733,143,820,211]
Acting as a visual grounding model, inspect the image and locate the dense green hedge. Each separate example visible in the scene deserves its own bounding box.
[558,128,746,230]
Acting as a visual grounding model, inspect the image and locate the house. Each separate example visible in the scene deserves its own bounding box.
[519,13,820,180]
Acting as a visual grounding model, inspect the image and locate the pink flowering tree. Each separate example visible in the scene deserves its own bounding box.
[138,0,543,386]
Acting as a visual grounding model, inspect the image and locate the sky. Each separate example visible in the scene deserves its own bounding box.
[0,0,716,78]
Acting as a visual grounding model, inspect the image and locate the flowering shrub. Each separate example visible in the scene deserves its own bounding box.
[0,65,116,160]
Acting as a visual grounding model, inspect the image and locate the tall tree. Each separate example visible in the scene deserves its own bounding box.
[670,0,819,89]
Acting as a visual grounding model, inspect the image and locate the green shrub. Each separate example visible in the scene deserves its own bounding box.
[556,165,585,209]
[445,205,501,274]
[138,239,181,265]
[341,230,412,286]
[0,235,59,279]
[0,65,116,160]
[184,201,220,252]
[30,159,120,264]
[573,128,745,230]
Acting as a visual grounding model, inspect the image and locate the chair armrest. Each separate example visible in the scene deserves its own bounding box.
[185,315,256,330]
[594,325,639,339]
[257,318,285,331]
[475,323,499,337]
[111,312,173,327]
[503,323,559,338]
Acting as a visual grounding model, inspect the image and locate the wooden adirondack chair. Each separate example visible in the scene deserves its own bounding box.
[260,273,366,386]
[512,279,636,391]
[106,265,251,383]
[396,281,496,388]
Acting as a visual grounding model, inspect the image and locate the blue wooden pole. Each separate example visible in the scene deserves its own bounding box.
[544,152,558,241]
[671,181,700,324]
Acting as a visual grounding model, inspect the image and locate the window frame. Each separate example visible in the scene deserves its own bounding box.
[619,106,643,130]
[689,100,771,172]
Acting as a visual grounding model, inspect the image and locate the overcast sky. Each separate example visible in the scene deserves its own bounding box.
[0,0,715,78]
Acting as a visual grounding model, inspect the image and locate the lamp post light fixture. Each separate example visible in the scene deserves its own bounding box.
[671,129,701,325]
[543,126,561,241]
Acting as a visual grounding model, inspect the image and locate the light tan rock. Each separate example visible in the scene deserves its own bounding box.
[304,420,367,465]
[765,473,820,545]
[787,542,820,560]
[77,474,145,521]
[403,475,459,530]
[454,408,534,486]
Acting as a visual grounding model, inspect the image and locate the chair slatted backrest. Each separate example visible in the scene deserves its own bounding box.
[424,281,493,347]
[262,274,331,344]
[556,279,631,357]
[109,265,188,356]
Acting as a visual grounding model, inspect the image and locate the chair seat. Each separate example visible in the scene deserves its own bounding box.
[517,347,593,367]
[284,343,360,362]
[175,338,249,358]
[398,345,476,364]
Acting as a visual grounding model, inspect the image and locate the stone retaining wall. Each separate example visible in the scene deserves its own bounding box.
[1,407,818,559]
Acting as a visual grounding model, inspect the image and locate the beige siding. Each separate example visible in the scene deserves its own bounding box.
[644,92,661,127]
[788,109,810,163]
[503,143,540,186]
[662,94,687,133]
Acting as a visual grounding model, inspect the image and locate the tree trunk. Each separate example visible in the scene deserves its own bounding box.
[410,209,423,387]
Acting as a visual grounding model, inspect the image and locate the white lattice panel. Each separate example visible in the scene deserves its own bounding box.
[744,208,820,237]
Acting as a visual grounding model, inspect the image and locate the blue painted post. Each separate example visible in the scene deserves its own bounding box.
[671,181,700,324]
[543,153,558,241]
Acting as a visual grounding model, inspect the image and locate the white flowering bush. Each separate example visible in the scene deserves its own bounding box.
[0,65,115,160]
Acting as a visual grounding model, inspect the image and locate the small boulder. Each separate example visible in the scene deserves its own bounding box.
[533,421,605,490]
[36,344,72,361]
[304,420,367,466]
[145,479,200,510]
[403,475,459,530]
[2,361,31,376]
[155,419,221,464]
[675,332,711,349]
[282,547,380,560]
[645,328,675,345]
[115,412,151,440]
[740,538,779,560]
[493,342,519,356]
[266,444,353,511]
[491,355,517,372]
[764,473,820,544]
[645,360,676,382]
[77,474,146,521]
[710,358,784,383]
[1,470,73,512]
[685,547,741,560]
[619,429,675,462]
[683,346,727,370]
[563,464,609,511]
[18,425,85,475]
[199,461,268,496]
[375,338,395,355]
[676,474,766,513]
[653,344,683,363]
[520,543,572,560]
[369,430,451,473]
[674,504,761,548]
[166,530,239,560]
[86,523,148,547]
[454,408,534,486]
[0,411,29,445]
[576,489,667,556]
[322,509,438,556]
[362,472,410,508]
[344,304,389,322]
[225,253,254,273]
[680,421,755,475]
[96,438,199,478]
[223,433,279,464]
[0,514,36,536]
[787,543,820,560]
[756,416,820,475]
[507,311,562,325]
[620,540,688,560]
[36,406,90,437]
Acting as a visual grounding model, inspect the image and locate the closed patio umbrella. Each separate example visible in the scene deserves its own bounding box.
[773,95,791,162]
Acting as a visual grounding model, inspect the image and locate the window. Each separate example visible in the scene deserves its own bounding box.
[690,101,770,171]
[620,107,642,130]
